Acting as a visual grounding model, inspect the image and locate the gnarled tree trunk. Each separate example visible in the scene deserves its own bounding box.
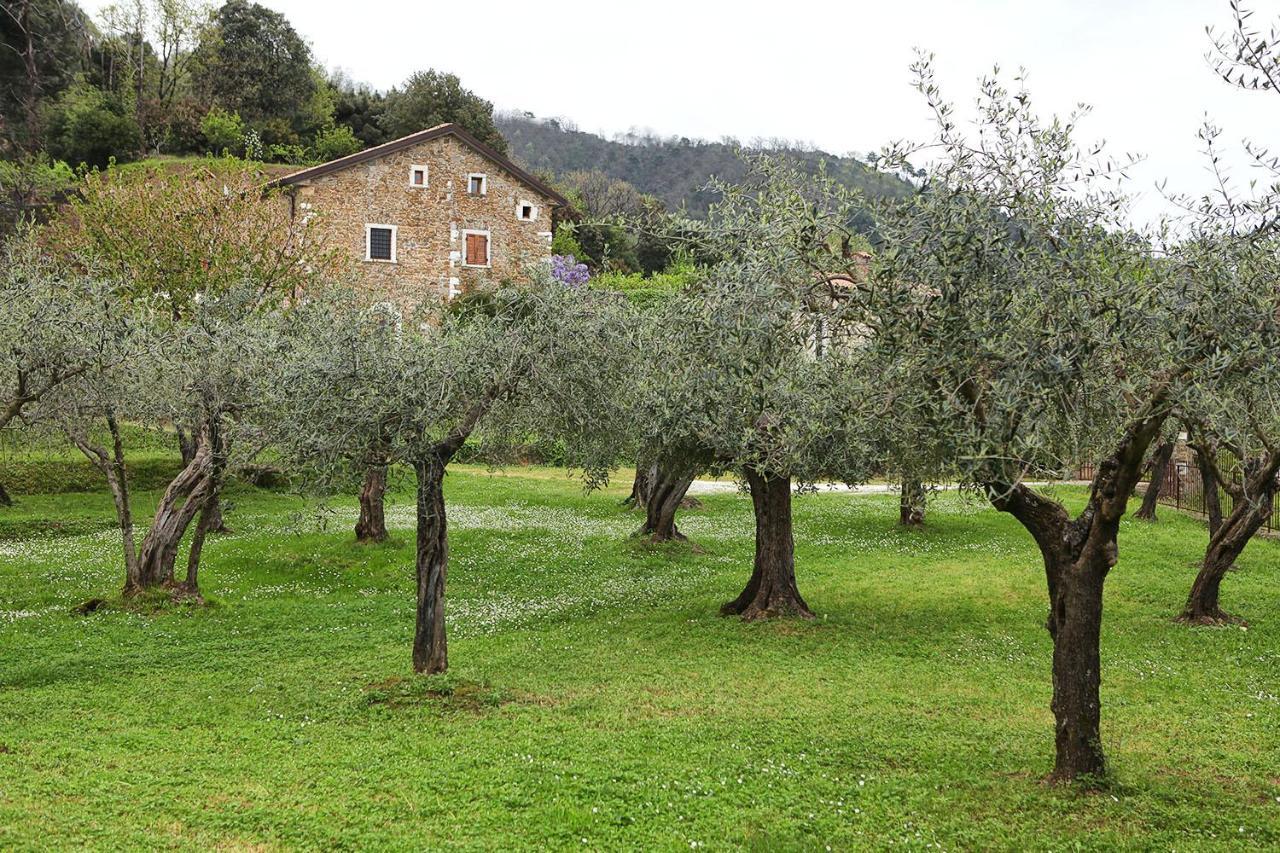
[623,459,657,510]
[1194,447,1224,538]
[899,479,926,526]
[172,417,227,602]
[178,423,229,534]
[412,454,449,674]
[1133,440,1174,520]
[1180,458,1279,624]
[721,469,814,620]
[134,434,215,591]
[355,463,389,543]
[637,459,696,542]
[988,407,1166,782]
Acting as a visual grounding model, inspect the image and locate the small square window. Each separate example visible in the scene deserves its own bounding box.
[468,174,487,195]
[409,165,428,187]
[366,224,396,262]
[518,203,535,221]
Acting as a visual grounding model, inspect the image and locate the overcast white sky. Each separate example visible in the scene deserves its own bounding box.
[82,0,1280,223]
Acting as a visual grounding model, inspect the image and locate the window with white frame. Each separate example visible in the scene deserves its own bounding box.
[409,165,428,187]
[516,201,538,221]
[365,224,397,262]
[461,229,490,267]
[467,173,487,195]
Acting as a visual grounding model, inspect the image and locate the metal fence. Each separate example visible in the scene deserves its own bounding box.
[1151,449,1280,533]
[1078,450,1279,531]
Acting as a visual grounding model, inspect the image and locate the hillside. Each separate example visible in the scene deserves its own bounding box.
[496,113,915,221]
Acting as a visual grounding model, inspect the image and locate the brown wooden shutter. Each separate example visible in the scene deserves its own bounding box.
[466,233,487,265]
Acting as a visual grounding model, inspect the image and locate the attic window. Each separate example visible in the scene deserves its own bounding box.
[366,224,397,262]
[409,165,428,187]
[468,173,487,195]
[517,202,537,221]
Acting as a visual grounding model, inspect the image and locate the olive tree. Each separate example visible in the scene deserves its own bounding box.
[637,158,877,619]
[864,61,1274,782]
[263,275,631,674]
[39,282,274,598]
[43,157,331,545]
[1170,128,1280,624]
[0,239,135,506]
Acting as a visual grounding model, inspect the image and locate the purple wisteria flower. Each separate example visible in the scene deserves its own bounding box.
[550,254,590,287]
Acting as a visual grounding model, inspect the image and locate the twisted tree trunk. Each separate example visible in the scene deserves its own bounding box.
[899,479,926,526]
[173,418,227,602]
[412,454,449,674]
[134,432,215,591]
[1180,453,1280,624]
[637,459,696,542]
[355,463,389,543]
[178,423,229,533]
[988,407,1165,782]
[623,459,657,510]
[1133,440,1174,520]
[721,469,813,621]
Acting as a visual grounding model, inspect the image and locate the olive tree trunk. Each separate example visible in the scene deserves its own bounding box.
[637,459,696,542]
[1194,447,1224,538]
[178,423,228,534]
[623,459,657,509]
[721,469,814,620]
[412,454,450,674]
[355,463,389,543]
[1133,440,1174,520]
[134,440,215,590]
[988,409,1165,782]
[172,417,228,602]
[899,479,926,526]
[1180,452,1280,624]
[70,412,140,590]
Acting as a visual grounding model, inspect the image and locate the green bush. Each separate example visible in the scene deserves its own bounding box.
[310,124,362,161]
[200,107,244,155]
[550,222,584,258]
[267,143,307,164]
[43,83,140,168]
[592,261,696,308]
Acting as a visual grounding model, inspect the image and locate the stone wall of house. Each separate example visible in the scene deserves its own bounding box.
[285,134,556,301]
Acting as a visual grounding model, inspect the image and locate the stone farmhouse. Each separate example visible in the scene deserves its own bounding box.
[270,123,569,300]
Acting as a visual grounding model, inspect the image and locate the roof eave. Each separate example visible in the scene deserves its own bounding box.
[267,123,569,207]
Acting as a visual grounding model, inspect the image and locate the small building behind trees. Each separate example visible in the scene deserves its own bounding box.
[270,123,568,300]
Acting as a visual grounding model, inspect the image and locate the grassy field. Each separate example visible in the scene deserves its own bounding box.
[1,466,1278,850]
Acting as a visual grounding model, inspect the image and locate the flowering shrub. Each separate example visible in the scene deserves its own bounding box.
[550,254,590,287]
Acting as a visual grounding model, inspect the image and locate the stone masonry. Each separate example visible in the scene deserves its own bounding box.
[274,124,563,301]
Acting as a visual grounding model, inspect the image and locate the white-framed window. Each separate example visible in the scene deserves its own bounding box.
[461,229,490,267]
[467,173,487,196]
[409,165,428,188]
[365,223,397,262]
[516,201,538,221]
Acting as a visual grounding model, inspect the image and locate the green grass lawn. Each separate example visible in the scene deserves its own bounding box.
[1,466,1278,850]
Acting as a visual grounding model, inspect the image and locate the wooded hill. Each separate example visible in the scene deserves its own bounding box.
[496,112,916,221]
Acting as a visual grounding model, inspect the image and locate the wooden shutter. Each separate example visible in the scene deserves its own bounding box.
[466,233,487,265]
